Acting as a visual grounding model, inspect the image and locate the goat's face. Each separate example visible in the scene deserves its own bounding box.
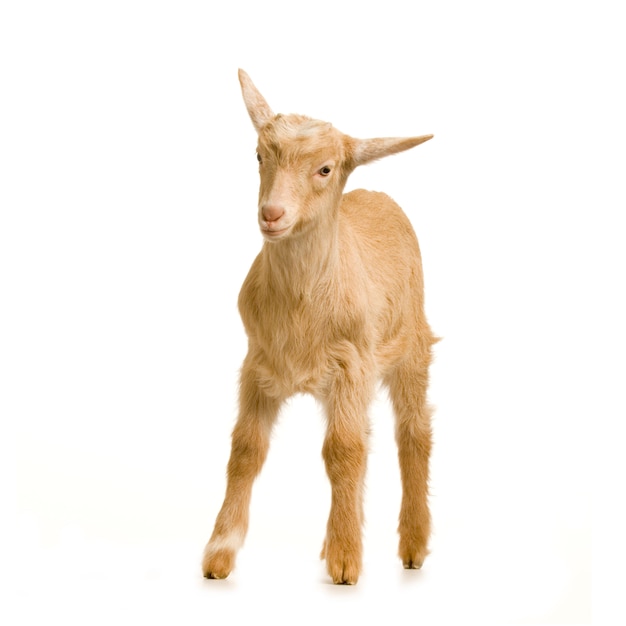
[238,69,432,243]
[255,115,351,242]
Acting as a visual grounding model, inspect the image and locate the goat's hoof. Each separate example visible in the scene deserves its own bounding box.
[323,540,361,585]
[399,541,428,571]
[202,548,234,580]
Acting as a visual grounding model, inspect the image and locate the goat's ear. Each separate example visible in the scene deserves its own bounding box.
[238,69,275,133]
[352,135,433,166]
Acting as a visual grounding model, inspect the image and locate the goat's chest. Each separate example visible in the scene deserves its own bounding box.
[243,294,353,396]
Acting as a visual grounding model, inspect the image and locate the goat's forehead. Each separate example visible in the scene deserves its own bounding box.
[259,114,346,159]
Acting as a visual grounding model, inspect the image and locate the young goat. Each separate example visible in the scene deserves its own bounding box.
[203,70,436,584]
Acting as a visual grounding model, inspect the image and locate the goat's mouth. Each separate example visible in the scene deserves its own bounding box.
[261,225,292,240]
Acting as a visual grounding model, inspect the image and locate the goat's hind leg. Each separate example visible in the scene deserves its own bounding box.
[387,355,433,570]
[203,363,282,579]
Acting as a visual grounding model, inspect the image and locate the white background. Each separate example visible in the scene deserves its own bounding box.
[1,1,623,624]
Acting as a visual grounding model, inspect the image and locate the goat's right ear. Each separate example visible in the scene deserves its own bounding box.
[238,69,275,133]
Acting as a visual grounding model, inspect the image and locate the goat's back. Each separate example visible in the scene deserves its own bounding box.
[338,189,433,367]
[340,188,425,299]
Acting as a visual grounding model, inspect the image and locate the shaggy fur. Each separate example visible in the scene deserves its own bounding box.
[202,70,436,584]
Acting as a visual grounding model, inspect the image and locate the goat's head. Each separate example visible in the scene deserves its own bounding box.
[238,69,433,242]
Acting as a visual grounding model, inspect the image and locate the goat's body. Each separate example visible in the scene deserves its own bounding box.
[203,71,435,584]
[240,189,435,401]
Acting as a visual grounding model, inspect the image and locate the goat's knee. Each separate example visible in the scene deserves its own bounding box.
[322,427,367,483]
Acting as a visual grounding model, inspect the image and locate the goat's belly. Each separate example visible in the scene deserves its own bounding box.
[249,332,340,398]
[260,344,331,396]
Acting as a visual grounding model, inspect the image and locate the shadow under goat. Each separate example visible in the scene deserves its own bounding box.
[203,69,437,585]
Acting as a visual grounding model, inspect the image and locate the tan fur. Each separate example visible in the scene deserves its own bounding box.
[203,70,436,584]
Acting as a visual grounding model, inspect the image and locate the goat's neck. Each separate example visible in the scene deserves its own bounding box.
[263,216,339,299]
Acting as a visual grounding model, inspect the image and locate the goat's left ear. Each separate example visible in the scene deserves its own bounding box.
[352,135,433,166]
[238,69,275,134]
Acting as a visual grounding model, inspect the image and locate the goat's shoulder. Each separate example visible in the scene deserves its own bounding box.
[237,252,264,323]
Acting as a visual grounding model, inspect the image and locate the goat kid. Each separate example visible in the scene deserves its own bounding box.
[203,70,436,584]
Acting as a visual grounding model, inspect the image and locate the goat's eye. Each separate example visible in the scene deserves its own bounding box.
[319,166,332,176]
[256,153,262,163]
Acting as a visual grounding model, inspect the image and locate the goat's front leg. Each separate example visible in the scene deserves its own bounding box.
[320,351,373,585]
[202,363,282,579]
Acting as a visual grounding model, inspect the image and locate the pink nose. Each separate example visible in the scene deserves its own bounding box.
[262,205,285,223]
